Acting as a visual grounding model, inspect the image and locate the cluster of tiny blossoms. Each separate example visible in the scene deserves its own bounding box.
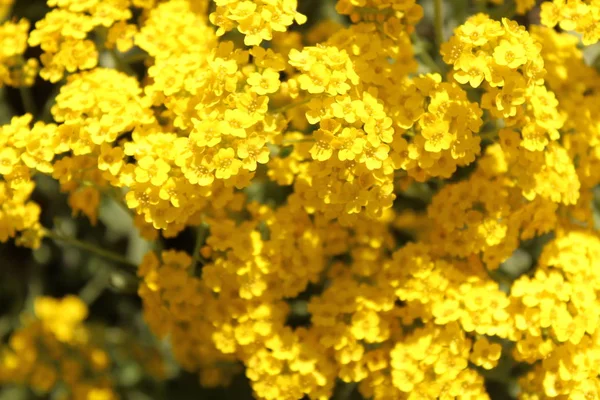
[492,0,600,45]
[0,296,164,399]
[0,18,38,87]
[540,0,600,45]
[494,0,600,43]
[210,0,307,46]
[0,296,119,399]
[2,0,600,399]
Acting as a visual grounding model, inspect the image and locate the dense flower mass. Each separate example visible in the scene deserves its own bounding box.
[0,17,38,87]
[0,296,164,399]
[1,0,600,399]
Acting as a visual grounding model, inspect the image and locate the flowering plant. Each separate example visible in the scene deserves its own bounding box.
[1,0,600,398]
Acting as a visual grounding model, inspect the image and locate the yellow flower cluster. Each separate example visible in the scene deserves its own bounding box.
[27,0,159,82]
[512,230,600,397]
[307,239,512,398]
[533,25,600,224]
[138,249,242,387]
[138,203,334,395]
[0,296,118,399]
[427,147,557,270]
[335,0,423,29]
[541,0,600,45]
[0,19,38,87]
[443,14,581,207]
[494,0,600,44]
[0,295,165,399]
[278,10,485,224]
[443,15,555,149]
[0,114,53,248]
[210,0,307,46]
[3,0,600,399]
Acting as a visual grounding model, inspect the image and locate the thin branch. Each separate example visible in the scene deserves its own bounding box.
[19,86,37,116]
[271,97,311,114]
[417,51,442,74]
[40,81,64,123]
[434,0,445,51]
[44,230,138,273]
[79,269,108,305]
[190,223,209,276]
[121,52,150,64]
[281,137,315,145]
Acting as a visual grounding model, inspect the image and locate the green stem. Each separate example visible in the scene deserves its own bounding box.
[480,130,499,142]
[412,33,442,74]
[475,0,485,13]
[44,230,138,272]
[434,0,445,50]
[418,51,442,74]
[40,81,64,123]
[19,86,37,116]
[121,52,149,64]
[0,316,16,340]
[79,269,108,305]
[107,186,134,217]
[333,382,358,400]
[109,49,137,76]
[281,138,315,145]
[271,97,311,114]
[80,180,133,218]
[190,223,209,276]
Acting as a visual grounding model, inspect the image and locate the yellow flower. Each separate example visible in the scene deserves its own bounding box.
[460,20,489,46]
[333,127,365,161]
[135,156,171,187]
[359,142,389,170]
[391,363,424,393]
[421,119,453,153]
[432,299,462,324]
[182,155,215,186]
[213,147,242,180]
[35,295,88,341]
[222,109,253,138]
[364,116,394,146]
[454,54,488,88]
[0,147,19,175]
[493,40,527,68]
[97,144,124,176]
[247,68,281,95]
[469,337,502,369]
[237,135,270,171]
[298,63,331,94]
[309,129,334,161]
[540,2,561,27]
[494,80,526,117]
